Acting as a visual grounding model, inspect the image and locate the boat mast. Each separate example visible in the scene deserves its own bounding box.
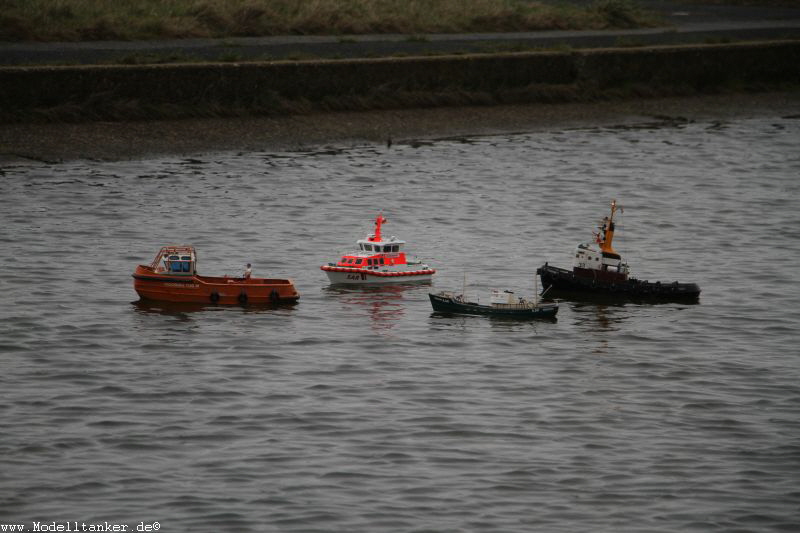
[371,214,387,242]
[599,199,622,255]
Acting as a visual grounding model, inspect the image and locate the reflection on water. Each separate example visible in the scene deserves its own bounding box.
[570,302,628,332]
[323,283,424,332]
[131,299,298,316]
[132,300,221,316]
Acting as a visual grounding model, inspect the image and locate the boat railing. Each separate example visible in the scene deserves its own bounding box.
[149,245,195,270]
[491,302,535,310]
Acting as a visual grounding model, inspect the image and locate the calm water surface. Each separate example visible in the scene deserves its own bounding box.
[2,114,799,532]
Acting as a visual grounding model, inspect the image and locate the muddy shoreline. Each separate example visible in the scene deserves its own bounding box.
[2,91,799,163]
[4,41,798,126]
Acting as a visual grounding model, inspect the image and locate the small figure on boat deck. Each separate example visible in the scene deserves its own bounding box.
[243,263,252,279]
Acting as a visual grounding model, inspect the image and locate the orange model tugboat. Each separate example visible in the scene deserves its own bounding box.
[321,215,436,285]
[537,200,701,301]
[133,246,299,305]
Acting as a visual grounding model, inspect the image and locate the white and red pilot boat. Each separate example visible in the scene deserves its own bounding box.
[321,215,436,285]
[537,200,701,301]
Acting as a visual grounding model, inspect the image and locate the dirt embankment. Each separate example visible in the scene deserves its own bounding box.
[1,40,798,124]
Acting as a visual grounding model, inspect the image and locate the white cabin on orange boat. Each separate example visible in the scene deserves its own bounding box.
[154,246,197,275]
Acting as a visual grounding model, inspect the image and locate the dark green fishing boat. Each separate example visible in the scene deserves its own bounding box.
[429,289,558,319]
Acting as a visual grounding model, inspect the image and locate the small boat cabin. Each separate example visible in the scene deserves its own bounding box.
[572,200,629,277]
[573,243,627,274]
[151,246,197,276]
[491,289,522,305]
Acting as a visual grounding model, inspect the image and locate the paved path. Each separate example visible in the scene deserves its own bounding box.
[1,1,799,65]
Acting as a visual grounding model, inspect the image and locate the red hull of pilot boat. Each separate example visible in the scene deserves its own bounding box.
[133,265,299,305]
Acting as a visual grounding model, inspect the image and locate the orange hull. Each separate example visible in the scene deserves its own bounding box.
[133,265,299,305]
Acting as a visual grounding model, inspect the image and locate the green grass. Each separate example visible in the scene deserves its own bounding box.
[0,0,661,42]
[678,0,800,6]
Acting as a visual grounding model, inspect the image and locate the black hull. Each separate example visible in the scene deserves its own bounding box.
[429,294,558,319]
[537,264,700,303]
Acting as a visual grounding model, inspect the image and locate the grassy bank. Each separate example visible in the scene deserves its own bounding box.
[0,0,659,42]
[680,1,800,6]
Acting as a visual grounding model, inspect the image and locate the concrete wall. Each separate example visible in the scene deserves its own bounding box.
[1,40,798,122]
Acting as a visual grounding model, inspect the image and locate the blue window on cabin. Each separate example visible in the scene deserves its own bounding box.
[182,262,191,272]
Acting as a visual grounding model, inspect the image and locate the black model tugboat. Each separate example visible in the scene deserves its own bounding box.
[537,200,701,302]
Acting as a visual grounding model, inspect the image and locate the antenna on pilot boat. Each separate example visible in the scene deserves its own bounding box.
[372,212,388,242]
